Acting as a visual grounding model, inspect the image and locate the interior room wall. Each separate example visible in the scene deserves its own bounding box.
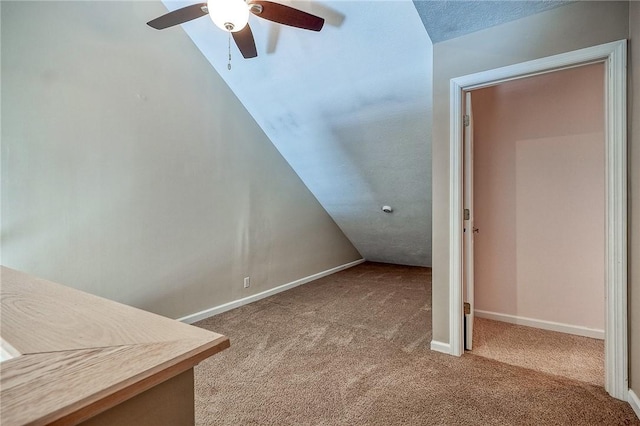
[472,64,605,333]
[0,1,362,319]
[629,0,640,402]
[431,1,629,345]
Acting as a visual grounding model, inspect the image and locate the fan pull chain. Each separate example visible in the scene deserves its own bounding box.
[228,32,232,71]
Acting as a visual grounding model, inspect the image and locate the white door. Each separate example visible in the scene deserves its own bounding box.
[463,91,475,350]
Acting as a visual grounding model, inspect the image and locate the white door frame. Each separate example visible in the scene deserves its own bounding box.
[447,40,628,400]
[463,91,475,351]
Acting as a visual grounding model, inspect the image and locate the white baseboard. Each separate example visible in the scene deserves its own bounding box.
[474,310,605,340]
[629,390,640,420]
[430,340,451,354]
[178,259,365,324]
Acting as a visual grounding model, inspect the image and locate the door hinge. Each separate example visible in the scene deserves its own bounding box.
[464,302,471,315]
[464,115,470,127]
[464,209,470,220]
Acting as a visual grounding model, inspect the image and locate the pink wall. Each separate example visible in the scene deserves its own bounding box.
[472,63,605,331]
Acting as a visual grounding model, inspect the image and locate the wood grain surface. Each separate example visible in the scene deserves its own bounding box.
[0,266,230,425]
[0,267,223,354]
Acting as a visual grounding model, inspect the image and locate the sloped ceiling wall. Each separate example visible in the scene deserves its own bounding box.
[159,0,434,266]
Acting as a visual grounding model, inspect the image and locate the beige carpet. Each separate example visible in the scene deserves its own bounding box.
[193,262,638,425]
[471,317,604,387]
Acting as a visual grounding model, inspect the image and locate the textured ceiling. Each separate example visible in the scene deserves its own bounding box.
[413,0,572,43]
[158,0,573,267]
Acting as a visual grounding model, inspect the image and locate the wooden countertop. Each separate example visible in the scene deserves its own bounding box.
[0,266,230,425]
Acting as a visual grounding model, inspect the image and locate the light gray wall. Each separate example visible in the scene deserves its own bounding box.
[629,0,640,400]
[0,1,362,319]
[431,1,629,344]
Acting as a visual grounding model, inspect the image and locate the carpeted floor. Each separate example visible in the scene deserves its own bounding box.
[472,317,604,387]
[193,262,638,425]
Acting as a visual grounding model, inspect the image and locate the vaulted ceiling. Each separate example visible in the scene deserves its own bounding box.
[158,0,572,267]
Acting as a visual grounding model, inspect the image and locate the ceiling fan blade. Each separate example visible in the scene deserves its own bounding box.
[249,1,324,32]
[232,24,258,59]
[147,3,208,30]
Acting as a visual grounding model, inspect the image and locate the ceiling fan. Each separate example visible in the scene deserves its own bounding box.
[147,0,325,59]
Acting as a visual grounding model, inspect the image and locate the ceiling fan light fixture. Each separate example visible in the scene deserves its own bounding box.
[207,0,249,32]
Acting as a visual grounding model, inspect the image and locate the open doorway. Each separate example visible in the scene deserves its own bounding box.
[447,40,628,400]
[463,63,606,386]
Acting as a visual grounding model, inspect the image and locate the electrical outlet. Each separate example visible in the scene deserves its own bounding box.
[243,276,250,289]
